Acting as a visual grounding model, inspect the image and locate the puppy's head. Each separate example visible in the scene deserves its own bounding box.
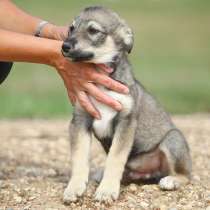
[62,6,133,64]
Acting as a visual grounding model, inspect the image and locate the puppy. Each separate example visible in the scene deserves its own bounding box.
[61,6,192,203]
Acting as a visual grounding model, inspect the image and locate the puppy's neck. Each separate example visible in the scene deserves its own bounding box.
[109,53,135,87]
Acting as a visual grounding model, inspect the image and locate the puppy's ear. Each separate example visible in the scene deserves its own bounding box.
[117,22,134,54]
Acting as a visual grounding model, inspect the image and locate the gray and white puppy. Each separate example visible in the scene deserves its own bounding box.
[61,6,192,203]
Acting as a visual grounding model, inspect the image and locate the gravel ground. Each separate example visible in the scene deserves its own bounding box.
[0,115,209,210]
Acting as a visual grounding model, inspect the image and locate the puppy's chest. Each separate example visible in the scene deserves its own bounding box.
[92,87,133,139]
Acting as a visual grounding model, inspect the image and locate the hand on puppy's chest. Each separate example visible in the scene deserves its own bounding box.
[92,87,133,139]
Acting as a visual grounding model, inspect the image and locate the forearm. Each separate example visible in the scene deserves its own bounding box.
[0,0,41,34]
[0,0,57,38]
[0,28,62,66]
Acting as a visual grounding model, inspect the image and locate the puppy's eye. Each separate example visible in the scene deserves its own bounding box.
[88,26,100,35]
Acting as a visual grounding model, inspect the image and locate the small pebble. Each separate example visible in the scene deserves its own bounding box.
[23,205,31,210]
[193,175,201,181]
[169,208,177,210]
[128,183,138,192]
[28,196,36,201]
[140,201,149,208]
[14,195,22,203]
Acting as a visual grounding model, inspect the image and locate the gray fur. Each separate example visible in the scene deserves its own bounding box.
[62,6,192,203]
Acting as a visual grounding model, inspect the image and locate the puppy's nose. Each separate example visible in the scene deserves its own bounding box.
[62,42,71,53]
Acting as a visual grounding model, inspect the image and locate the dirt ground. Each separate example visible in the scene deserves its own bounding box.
[0,115,209,210]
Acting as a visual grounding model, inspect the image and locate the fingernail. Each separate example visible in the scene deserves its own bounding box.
[115,103,122,110]
[123,87,129,94]
[95,113,101,120]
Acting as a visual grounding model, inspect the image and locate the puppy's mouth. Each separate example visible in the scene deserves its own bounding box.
[61,50,115,74]
[62,50,94,62]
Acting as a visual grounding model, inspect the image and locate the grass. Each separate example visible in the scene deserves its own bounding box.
[0,0,210,118]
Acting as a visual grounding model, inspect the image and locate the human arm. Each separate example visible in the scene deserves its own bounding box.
[0,0,66,40]
[0,29,128,118]
[0,0,129,118]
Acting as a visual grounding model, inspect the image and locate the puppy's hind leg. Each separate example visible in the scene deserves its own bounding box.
[159,129,192,190]
[63,115,92,204]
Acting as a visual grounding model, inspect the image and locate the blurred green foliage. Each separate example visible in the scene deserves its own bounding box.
[0,0,210,118]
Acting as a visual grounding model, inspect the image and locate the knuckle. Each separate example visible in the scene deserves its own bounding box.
[97,95,111,105]
[86,69,94,77]
[95,95,103,102]
[78,95,87,105]
[104,79,112,87]
[89,72,98,80]
[93,91,106,101]
[84,104,95,115]
[107,99,116,107]
[80,99,87,107]
[89,109,96,116]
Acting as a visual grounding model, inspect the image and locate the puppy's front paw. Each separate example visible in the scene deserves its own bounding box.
[94,181,120,202]
[63,179,87,204]
[159,176,180,190]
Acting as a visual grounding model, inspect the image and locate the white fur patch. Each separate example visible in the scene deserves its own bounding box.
[82,36,118,63]
[87,21,103,32]
[118,27,132,44]
[63,129,90,203]
[94,179,120,202]
[92,86,133,139]
[63,178,87,203]
[159,176,180,190]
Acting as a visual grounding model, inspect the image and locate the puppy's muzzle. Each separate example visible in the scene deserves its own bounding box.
[61,39,94,62]
[62,42,71,53]
[62,38,77,53]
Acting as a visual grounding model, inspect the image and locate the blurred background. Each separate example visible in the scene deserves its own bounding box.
[0,0,209,118]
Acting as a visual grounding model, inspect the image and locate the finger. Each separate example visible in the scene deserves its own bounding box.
[60,74,76,105]
[68,89,76,105]
[84,83,122,111]
[65,85,76,105]
[77,91,101,119]
[70,94,76,105]
[91,73,129,94]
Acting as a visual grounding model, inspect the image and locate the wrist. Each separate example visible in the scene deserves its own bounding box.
[39,23,56,39]
[48,40,67,70]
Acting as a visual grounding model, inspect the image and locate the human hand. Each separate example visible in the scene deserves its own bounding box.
[41,24,68,41]
[54,57,129,119]
[50,25,68,41]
